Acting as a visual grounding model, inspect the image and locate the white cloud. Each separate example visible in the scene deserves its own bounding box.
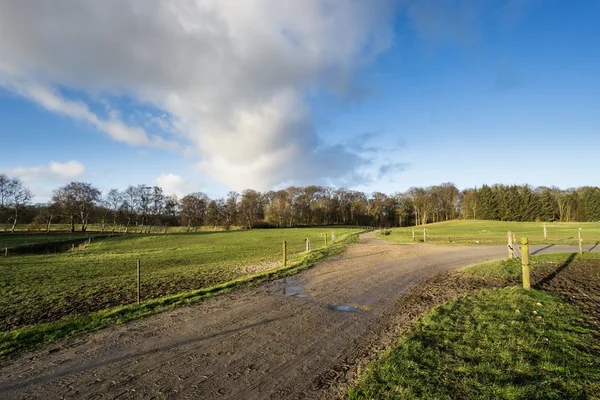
[6,160,86,183]
[2,80,177,149]
[156,173,194,198]
[48,160,86,178]
[0,1,397,190]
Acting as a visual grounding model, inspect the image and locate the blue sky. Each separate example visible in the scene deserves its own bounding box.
[0,1,599,202]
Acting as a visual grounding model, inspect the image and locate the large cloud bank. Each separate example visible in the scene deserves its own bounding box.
[0,1,397,189]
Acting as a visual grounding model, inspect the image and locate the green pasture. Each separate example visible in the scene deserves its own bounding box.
[379,220,600,245]
[0,227,358,333]
[349,287,600,399]
[0,224,236,248]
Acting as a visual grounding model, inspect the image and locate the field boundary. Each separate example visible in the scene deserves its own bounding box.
[0,233,361,360]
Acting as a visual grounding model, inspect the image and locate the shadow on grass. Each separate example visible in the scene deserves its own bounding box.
[534,253,577,288]
[589,241,600,252]
[531,244,555,255]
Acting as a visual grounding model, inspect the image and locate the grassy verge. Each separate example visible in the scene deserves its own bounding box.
[349,287,600,399]
[0,234,358,359]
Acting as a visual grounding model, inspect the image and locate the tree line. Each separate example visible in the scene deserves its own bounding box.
[1,174,599,233]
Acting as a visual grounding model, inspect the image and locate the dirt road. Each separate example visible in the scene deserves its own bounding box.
[0,234,595,399]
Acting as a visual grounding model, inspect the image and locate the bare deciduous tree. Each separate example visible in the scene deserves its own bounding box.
[5,177,33,233]
[53,182,100,232]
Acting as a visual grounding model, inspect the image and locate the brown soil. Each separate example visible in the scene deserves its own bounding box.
[533,257,600,329]
[0,234,594,399]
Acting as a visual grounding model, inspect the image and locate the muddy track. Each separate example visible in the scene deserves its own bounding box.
[0,233,595,399]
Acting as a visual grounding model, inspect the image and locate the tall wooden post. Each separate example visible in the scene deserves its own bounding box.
[283,240,287,267]
[412,228,415,241]
[423,228,427,243]
[332,232,336,243]
[543,223,547,240]
[4,247,7,257]
[578,228,583,255]
[137,259,141,305]
[521,238,530,290]
[507,231,513,259]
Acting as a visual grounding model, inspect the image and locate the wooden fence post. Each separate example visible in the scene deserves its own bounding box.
[4,247,7,257]
[507,231,513,259]
[283,240,287,267]
[412,228,415,241]
[332,232,336,243]
[423,228,427,243]
[578,228,583,255]
[521,238,530,290]
[543,223,547,240]
[137,259,141,305]
[324,233,328,247]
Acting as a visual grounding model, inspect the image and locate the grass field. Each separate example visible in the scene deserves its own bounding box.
[0,224,241,249]
[379,220,600,245]
[0,227,362,357]
[0,231,106,249]
[0,227,358,331]
[349,287,600,399]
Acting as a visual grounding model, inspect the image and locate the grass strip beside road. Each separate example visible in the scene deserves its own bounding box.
[349,287,600,399]
[0,234,358,359]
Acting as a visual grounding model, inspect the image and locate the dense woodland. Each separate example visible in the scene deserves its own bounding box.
[1,174,600,233]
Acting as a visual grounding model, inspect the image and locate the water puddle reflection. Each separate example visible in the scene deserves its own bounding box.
[327,304,361,312]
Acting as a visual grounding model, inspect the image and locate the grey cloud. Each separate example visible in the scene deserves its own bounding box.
[378,162,409,178]
[0,0,398,190]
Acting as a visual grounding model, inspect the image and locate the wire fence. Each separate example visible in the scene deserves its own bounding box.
[0,227,371,331]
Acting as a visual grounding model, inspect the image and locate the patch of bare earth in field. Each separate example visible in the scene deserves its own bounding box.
[533,257,600,330]
[0,233,512,399]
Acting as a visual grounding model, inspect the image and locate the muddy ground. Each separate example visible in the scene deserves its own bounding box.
[533,257,600,329]
[0,233,596,399]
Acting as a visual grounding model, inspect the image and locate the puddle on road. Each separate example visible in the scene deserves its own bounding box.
[327,304,361,312]
[285,285,310,298]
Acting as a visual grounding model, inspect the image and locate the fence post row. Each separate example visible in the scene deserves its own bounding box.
[137,259,141,305]
[521,238,530,290]
[282,241,288,293]
[543,223,547,240]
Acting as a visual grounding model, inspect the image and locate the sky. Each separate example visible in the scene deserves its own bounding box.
[0,0,599,202]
